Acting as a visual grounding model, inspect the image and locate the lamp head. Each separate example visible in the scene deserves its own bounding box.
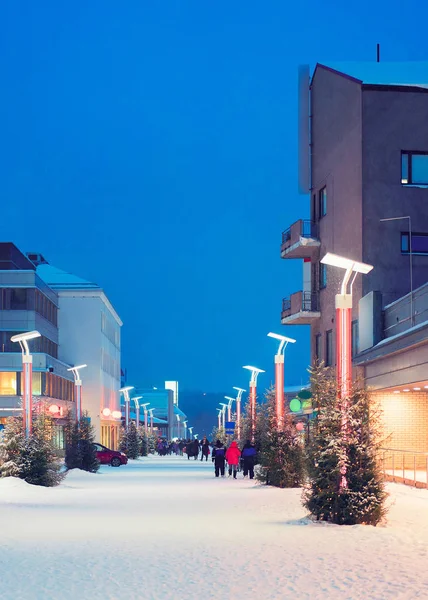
[233,387,246,393]
[243,365,265,374]
[11,331,41,343]
[267,332,296,343]
[119,386,134,393]
[67,364,87,372]
[320,252,373,275]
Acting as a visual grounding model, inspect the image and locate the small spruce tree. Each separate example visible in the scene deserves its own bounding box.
[139,428,148,457]
[64,412,99,473]
[303,364,388,526]
[123,422,140,459]
[0,417,25,477]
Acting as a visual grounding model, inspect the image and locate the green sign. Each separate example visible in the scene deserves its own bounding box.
[289,398,301,413]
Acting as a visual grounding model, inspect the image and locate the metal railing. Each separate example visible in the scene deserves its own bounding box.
[282,291,320,317]
[281,220,319,246]
[380,447,428,487]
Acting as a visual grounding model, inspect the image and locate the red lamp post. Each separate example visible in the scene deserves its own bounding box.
[243,366,265,442]
[268,332,296,428]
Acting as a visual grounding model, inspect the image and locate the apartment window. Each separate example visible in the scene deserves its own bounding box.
[0,372,17,395]
[325,330,333,367]
[312,193,317,221]
[352,320,359,358]
[319,187,327,217]
[401,152,428,185]
[319,263,327,289]
[401,232,428,255]
[315,334,322,362]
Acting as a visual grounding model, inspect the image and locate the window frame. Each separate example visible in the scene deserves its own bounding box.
[401,231,428,255]
[315,333,322,362]
[319,262,327,290]
[319,186,327,218]
[352,320,359,358]
[401,151,428,186]
[325,330,333,367]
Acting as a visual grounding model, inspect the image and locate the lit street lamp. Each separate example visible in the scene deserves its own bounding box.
[220,403,227,428]
[189,426,193,438]
[132,396,143,427]
[11,331,41,438]
[243,365,265,441]
[216,408,222,429]
[183,420,188,438]
[224,396,235,422]
[141,402,150,432]
[67,364,87,424]
[268,332,296,428]
[176,414,181,439]
[320,252,373,489]
[233,387,246,440]
[119,386,134,429]
[148,408,154,433]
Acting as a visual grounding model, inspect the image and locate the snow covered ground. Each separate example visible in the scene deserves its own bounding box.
[1,456,428,600]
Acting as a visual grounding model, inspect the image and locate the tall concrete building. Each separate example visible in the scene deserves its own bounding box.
[281,62,428,457]
[35,260,122,449]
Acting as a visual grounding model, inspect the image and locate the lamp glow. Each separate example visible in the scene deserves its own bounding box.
[102,407,111,417]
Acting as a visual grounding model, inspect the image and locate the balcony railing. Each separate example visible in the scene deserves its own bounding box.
[281,220,319,259]
[281,291,320,324]
[380,448,428,489]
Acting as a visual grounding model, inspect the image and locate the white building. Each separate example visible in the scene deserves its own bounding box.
[37,262,122,448]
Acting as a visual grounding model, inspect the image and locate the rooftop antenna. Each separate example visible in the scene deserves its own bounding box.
[376,43,380,63]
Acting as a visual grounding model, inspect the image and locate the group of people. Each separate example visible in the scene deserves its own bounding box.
[212,439,257,479]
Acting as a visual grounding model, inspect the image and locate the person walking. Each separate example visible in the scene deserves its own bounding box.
[241,440,256,479]
[212,439,226,478]
[225,440,241,479]
[192,438,200,460]
[200,436,210,461]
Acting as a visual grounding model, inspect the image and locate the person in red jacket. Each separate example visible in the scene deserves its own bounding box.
[225,441,241,479]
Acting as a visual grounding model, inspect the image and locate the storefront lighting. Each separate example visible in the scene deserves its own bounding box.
[403,389,410,392]
[102,407,111,417]
[413,387,421,391]
[393,390,400,394]
[112,410,122,419]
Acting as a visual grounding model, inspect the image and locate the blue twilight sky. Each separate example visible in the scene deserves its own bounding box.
[0,1,427,393]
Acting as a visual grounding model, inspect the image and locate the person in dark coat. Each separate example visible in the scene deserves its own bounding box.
[212,439,227,477]
[200,436,210,461]
[241,440,256,479]
[192,438,200,460]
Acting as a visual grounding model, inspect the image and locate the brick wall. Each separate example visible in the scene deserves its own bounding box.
[371,390,428,453]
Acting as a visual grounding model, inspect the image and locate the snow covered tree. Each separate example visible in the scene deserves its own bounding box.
[210,426,226,445]
[0,417,25,477]
[148,431,157,454]
[303,364,388,526]
[64,412,99,473]
[121,422,140,459]
[139,427,148,457]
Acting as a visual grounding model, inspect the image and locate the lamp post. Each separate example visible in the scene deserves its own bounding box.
[243,366,265,441]
[220,403,227,428]
[132,396,143,427]
[67,364,87,424]
[216,408,222,429]
[320,253,373,489]
[380,216,413,326]
[148,408,154,433]
[11,331,41,438]
[140,402,149,432]
[119,386,134,429]
[268,333,296,428]
[176,414,181,439]
[183,420,188,438]
[189,426,193,438]
[233,387,246,440]
[224,396,235,422]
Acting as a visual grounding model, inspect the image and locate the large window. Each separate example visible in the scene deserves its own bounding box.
[319,187,327,217]
[315,334,322,362]
[0,288,57,326]
[401,232,428,255]
[402,152,428,185]
[352,320,359,358]
[325,330,333,367]
[319,263,327,289]
[0,372,17,395]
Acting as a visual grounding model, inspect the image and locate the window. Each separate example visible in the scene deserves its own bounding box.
[312,193,317,221]
[319,263,327,289]
[315,334,322,362]
[319,187,327,217]
[0,372,17,395]
[352,320,359,358]
[325,330,333,367]
[401,152,428,185]
[401,232,428,255]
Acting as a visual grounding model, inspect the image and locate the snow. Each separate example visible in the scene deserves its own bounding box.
[1,456,428,599]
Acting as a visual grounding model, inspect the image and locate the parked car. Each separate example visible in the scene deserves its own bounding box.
[93,443,128,467]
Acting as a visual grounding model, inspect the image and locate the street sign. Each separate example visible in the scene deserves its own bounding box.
[225,421,235,434]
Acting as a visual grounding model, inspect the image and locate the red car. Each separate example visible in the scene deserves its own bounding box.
[93,443,128,467]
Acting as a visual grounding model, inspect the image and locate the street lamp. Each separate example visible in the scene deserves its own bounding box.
[243,365,265,441]
[132,395,143,427]
[176,414,181,439]
[233,387,246,440]
[67,364,87,424]
[320,252,373,489]
[189,426,193,438]
[220,403,227,428]
[11,331,41,438]
[216,408,222,429]
[148,408,154,433]
[224,396,235,422]
[183,420,188,438]
[141,402,150,432]
[119,386,134,429]
[268,332,296,428]
[380,216,413,326]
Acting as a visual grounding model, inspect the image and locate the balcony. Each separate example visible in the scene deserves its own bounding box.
[281,291,320,325]
[281,219,320,259]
